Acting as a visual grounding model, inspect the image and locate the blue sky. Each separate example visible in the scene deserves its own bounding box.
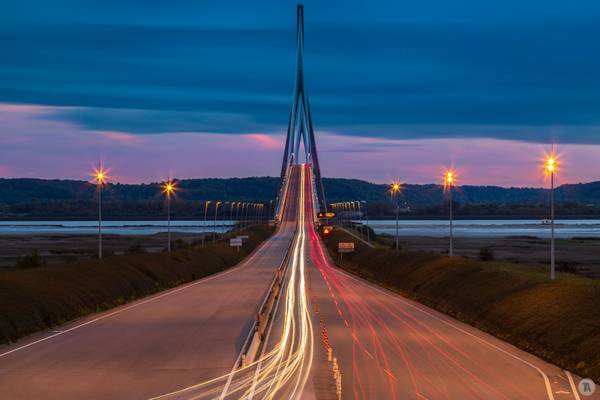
[1,0,600,185]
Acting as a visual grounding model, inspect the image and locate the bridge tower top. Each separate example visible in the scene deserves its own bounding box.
[277,4,327,214]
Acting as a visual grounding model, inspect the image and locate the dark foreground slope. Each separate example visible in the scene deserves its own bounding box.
[0,225,274,343]
[323,229,600,381]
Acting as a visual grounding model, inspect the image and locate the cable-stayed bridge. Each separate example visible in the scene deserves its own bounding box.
[0,5,589,400]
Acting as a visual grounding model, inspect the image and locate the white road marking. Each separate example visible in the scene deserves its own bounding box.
[566,370,582,400]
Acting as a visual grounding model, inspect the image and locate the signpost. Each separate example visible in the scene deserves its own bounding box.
[230,237,243,252]
[338,242,355,261]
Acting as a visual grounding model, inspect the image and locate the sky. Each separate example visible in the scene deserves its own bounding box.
[1,0,600,187]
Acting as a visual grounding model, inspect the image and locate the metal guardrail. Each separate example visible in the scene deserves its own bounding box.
[237,223,297,367]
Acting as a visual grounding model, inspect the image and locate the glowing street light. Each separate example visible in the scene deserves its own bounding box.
[162,180,176,252]
[230,201,236,221]
[361,200,370,244]
[545,153,558,280]
[93,163,108,259]
[236,202,243,231]
[202,201,211,248]
[444,170,455,257]
[213,201,222,242]
[390,181,401,251]
[240,203,247,228]
[229,201,242,232]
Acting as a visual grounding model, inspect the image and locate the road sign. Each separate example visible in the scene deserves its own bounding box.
[338,242,354,253]
[318,212,336,219]
[237,235,249,240]
[230,238,243,249]
[322,225,333,236]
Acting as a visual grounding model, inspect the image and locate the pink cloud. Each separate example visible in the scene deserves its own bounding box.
[96,131,143,145]
[1,102,599,187]
[244,133,283,150]
[0,164,10,176]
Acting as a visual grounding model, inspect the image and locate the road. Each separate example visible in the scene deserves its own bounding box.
[0,169,302,399]
[0,164,596,399]
[301,166,595,400]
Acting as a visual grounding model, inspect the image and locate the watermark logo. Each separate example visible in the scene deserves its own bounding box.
[579,378,596,396]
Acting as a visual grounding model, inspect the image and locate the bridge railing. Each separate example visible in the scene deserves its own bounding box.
[274,164,292,223]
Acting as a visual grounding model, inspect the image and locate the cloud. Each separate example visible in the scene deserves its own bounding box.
[96,131,142,145]
[2,1,600,143]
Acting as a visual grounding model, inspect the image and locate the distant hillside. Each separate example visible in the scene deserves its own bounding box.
[1,177,599,218]
[325,180,600,208]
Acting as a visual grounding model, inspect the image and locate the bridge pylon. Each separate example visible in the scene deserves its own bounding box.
[276,4,327,218]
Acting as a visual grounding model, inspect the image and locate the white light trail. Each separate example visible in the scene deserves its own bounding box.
[150,165,314,400]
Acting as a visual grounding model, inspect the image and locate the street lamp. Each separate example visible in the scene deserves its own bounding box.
[545,153,558,280]
[239,203,246,229]
[444,170,455,257]
[202,201,211,248]
[355,201,365,239]
[252,203,258,226]
[236,202,243,231]
[390,181,401,251]
[162,180,176,252]
[213,201,221,242]
[93,163,108,259]
[230,201,236,221]
[345,202,351,229]
[361,200,370,244]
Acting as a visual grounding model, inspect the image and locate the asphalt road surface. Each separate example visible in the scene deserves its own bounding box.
[0,170,301,400]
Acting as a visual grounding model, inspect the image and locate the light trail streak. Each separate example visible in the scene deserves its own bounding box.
[307,215,553,399]
[150,165,314,400]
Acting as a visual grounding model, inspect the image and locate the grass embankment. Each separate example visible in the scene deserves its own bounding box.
[0,225,274,344]
[323,229,600,381]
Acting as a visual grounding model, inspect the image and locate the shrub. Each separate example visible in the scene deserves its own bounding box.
[15,251,43,269]
[479,247,495,261]
[127,242,147,254]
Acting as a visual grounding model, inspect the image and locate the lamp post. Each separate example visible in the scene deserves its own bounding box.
[202,201,211,248]
[356,201,365,239]
[345,202,350,229]
[545,154,557,280]
[93,163,107,259]
[213,201,221,242]
[162,180,176,252]
[444,170,455,257]
[236,202,242,231]
[230,201,237,233]
[361,200,370,244]
[390,182,401,251]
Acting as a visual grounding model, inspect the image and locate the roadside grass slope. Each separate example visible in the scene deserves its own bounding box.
[0,225,274,344]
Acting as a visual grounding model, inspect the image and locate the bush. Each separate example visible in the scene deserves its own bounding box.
[15,251,43,269]
[126,242,147,254]
[479,247,495,261]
